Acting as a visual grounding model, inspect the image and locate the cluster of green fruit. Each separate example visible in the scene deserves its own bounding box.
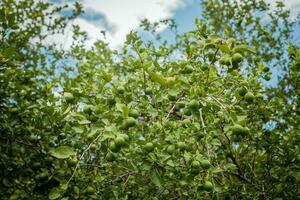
[230,124,250,142]
[190,159,213,191]
[219,53,243,66]
[177,99,201,116]
[237,87,255,103]
[106,134,130,161]
[120,117,137,130]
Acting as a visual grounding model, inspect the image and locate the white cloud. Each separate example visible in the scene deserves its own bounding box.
[53,0,299,49]
[70,0,188,48]
[265,0,300,18]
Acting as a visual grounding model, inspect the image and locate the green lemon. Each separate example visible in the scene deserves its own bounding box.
[237,87,247,96]
[121,117,137,129]
[231,124,249,136]
[166,145,176,154]
[86,186,96,195]
[200,159,211,169]
[244,92,255,103]
[203,181,213,191]
[116,86,125,94]
[64,92,74,103]
[29,134,38,142]
[115,136,127,147]
[219,56,231,65]
[188,100,200,111]
[201,64,210,71]
[144,142,154,152]
[177,142,187,151]
[86,132,96,141]
[191,160,201,168]
[68,157,78,166]
[90,144,97,150]
[108,141,120,153]
[128,109,139,118]
[106,152,116,162]
[232,53,243,63]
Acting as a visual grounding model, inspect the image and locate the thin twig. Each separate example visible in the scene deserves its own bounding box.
[166,95,183,119]
[67,132,102,185]
[208,95,226,110]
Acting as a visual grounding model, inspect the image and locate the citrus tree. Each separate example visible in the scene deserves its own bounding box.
[1,0,299,199]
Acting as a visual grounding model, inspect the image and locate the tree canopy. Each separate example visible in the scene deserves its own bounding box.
[0,0,299,199]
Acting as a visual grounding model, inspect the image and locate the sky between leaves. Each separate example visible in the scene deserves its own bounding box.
[50,0,300,49]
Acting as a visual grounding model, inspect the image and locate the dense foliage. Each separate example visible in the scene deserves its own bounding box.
[1,0,299,199]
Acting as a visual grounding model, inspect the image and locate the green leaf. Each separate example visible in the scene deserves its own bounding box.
[224,163,237,171]
[150,168,162,188]
[218,44,230,53]
[233,45,256,54]
[146,69,167,86]
[78,119,91,125]
[50,146,76,159]
[49,187,62,200]
[49,183,68,200]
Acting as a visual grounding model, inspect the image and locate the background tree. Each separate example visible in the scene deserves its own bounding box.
[0,0,299,199]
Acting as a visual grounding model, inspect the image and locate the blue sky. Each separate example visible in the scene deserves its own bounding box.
[51,0,300,49]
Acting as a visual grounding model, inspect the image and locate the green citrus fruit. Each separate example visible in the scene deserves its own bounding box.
[188,100,200,111]
[200,159,211,169]
[166,145,176,154]
[29,134,38,142]
[68,157,78,166]
[122,117,137,129]
[144,142,154,152]
[232,53,243,63]
[244,92,255,103]
[191,160,201,168]
[231,124,249,136]
[177,142,187,151]
[86,186,96,195]
[128,110,139,118]
[90,144,97,150]
[116,86,125,94]
[108,141,120,153]
[86,132,95,141]
[203,181,213,191]
[201,64,209,71]
[115,136,127,147]
[237,87,247,96]
[64,92,74,103]
[106,152,116,162]
[219,56,231,65]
